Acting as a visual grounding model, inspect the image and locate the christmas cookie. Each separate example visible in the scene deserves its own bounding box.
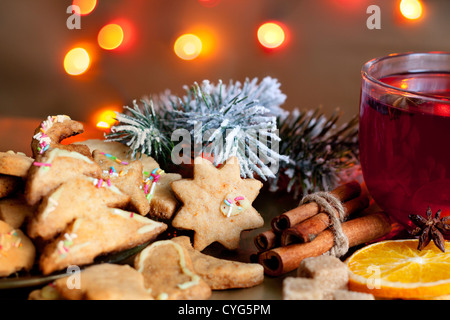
[80,139,182,219]
[77,139,159,172]
[0,220,36,277]
[0,151,34,179]
[39,208,167,275]
[28,284,63,300]
[171,156,264,251]
[0,174,22,199]
[27,176,130,240]
[93,150,150,216]
[134,239,212,300]
[172,236,264,289]
[145,168,182,220]
[31,115,92,158]
[0,196,34,229]
[25,147,102,205]
[52,264,153,300]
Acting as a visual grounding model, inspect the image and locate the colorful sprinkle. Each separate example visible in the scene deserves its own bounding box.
[0,230,23,253]
[57,233,77,257]
[33,161,52,167]
[33,115,71,155]
[100,152,129,165]
[220,195,247,218]
[142,168,165,202]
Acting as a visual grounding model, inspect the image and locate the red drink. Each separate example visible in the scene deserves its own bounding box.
[360,72,450,229]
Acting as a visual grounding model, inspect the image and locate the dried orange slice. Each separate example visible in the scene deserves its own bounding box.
[346,239,450,299]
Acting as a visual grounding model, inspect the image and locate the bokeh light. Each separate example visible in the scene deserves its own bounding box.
[72,0,97,15]
[257,22,286,49]
[63,47,90,76]
[98,24,124,50]
[174,34,203,60]
[400,0,423,20]
[94,109,117,129]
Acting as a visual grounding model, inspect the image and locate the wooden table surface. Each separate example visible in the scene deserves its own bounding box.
[0,117,297,300]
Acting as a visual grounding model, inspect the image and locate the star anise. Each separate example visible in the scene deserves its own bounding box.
[409,207,450,253]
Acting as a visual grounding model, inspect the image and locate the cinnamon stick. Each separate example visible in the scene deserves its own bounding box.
[271,181,361,233]
[281,194,370,246]
[259,212,391,276]
[254,229,280,252]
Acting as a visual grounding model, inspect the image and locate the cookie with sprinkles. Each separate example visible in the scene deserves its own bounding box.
[25,148,102,206]
[27,176,130,240]
[39,208,167,275]
[93,150,150,216]
[80,139,182,220]
[144,167,182,220]
[31,115,92,158]
[171,157,264,251]
[0,220,36,277]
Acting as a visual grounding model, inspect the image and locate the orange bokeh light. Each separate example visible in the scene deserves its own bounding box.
[63,47,90,76]
[72,0,97,15]
[98,24,124,50]
[400,0,423,20]
[257,22,286,49]
[174,34,203,60]
[94,109,118,129]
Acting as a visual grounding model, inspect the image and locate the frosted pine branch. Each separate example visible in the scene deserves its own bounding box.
[105,99,173,161]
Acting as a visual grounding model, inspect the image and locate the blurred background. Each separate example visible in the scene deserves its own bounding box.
[0,0,449,128]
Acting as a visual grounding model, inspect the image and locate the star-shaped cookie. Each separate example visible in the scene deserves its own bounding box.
[171,156,264,251]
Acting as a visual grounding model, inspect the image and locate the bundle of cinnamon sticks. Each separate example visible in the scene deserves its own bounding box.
[254,181,392,276]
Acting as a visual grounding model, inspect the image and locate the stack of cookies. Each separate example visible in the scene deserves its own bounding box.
[0,115,266,300]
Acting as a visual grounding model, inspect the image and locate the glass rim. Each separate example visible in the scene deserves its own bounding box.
[361,51,450,102]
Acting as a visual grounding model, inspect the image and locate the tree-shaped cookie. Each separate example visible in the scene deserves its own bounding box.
[81,139,182,219]
[25,148,101,206]
[27,176,130,240]
[35,177,167,275]
[93,150,150,215]
[171,157,264,251]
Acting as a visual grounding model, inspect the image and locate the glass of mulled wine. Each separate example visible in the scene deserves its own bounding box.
[359,52,450,230]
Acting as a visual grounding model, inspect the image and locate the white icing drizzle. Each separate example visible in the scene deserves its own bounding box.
[136,240,200,295]
[41,148,94,169]
[41,187,63,220]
